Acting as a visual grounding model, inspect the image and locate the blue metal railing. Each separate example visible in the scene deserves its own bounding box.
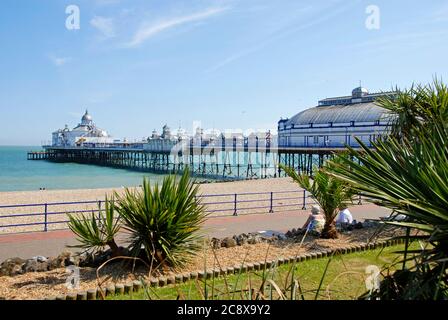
[0,190,363,234]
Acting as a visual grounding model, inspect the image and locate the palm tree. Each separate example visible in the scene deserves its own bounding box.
[114,169,208,268]
[280,156,355,239]
[329,79,448,299]
[375,78,448,140]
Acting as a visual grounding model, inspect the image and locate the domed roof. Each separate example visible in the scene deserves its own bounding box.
[81,110,93,125]
[352,87,369,97]
[284,102,394,126]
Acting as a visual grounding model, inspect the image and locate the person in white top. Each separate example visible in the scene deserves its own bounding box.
[336,206,353,225]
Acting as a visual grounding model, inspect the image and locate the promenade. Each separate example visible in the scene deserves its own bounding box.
[0,203,390,261]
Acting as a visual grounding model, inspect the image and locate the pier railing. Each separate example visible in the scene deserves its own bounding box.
[0,190,365,234]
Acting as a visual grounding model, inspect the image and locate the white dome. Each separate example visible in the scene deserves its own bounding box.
[352,87,369,98]
[81,110,93,125]
[284,102,394,126]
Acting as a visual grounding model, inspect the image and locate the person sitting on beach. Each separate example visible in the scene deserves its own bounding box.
[336,206,353,225]
[335,206,356,231]
[302,205,325,234]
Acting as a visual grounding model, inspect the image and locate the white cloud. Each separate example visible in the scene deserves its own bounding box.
[125,7,228,48]
[49,55,72,67]
[90,16,116,38]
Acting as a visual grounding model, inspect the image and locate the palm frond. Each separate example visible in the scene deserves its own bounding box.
[114,168,207,268]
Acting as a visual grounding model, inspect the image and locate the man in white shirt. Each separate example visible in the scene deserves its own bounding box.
[336,206,353,225]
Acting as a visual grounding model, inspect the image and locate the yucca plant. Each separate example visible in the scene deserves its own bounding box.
[375,78,448,140]
[114,169,207,268]
[280,156,355,239]
[329,79,448,299]
[67,197,122,257]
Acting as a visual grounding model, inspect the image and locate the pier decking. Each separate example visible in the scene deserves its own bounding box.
[27,141,360,179]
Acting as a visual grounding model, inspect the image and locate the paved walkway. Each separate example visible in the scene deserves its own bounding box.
[0,204,391,261]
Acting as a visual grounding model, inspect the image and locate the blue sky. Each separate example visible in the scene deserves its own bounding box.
[0,0,447,145]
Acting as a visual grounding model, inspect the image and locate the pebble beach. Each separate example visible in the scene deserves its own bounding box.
[0,178,304,234]
[0,177,298,205]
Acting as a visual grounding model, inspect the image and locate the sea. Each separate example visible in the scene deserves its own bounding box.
[0,146,172,192]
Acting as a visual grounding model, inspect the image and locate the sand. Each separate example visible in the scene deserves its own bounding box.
[0,178,303,234]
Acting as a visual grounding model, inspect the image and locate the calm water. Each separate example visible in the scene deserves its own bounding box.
[0,146,172,192]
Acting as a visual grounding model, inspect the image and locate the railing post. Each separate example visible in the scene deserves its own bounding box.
[98,200,102,221]
[44,203,48,232]
[233,194,238,216]
[302,190,306,210]
[269,192,274,213]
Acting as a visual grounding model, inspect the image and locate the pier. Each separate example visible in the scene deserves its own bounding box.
[27,142,358,179]
[27,110,377,179]
[31,143,280,179]
[27,151,50,160]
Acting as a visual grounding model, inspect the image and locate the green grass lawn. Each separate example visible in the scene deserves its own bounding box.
[108,242,419,300]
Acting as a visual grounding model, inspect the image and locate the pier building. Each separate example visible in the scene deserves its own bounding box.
[51,110,113,147]
[275,86,397,175]
[278,86,396,148]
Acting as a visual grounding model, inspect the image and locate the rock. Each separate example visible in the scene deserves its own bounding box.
[0,257,26,276]
[221,237,237,248]
[272,233,286,241]
[247,234,263,245]
[286,228,302,238]
[48,251,76,269]
[210,238,221,250]
[23,258,48,273]
[32,256,48,263]
[354,222,364,229]
[235,234,249,246]
[68,255,80,266]
[263,236,278,243]
[59,251,73,266]
[285,228,306,239]
[78,252,94,267]
[237,237,248,246]
[47,257,58,270]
